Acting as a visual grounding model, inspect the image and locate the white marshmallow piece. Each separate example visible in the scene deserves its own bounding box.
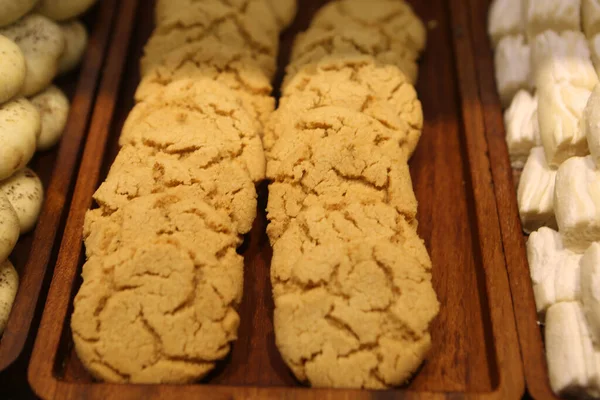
[545,302,600,397]
[582,243,600,346]
[555,156,600,252]
[527,227,582,314]
[584,84,600,166]
[504,90,540,168]
[518,147,557,233]
[538,82,591,166]
[494,34,531,107]
[531,30,598,91]
[584,0,600,38]
[523,0,581,40]
[488,0,524,47]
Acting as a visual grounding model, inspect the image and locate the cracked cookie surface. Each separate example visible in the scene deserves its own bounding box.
[141,0,278,78]
[136,39,274,128]
[265,106,417,241]
[265,56,422,157]
[120,79,265,183]
[271,203,439,388]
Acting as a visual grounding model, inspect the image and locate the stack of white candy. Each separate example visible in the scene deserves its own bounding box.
[490,0,600,396]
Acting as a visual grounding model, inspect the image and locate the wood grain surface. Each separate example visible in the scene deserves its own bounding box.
[27,0,526,399]
[0,0,117,373]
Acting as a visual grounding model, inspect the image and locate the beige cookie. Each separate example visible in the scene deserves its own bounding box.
[271,204,438,388]
[136,39,275,128]
[0,35,26,104]
[73,191,243,383]
[266,106,417,242]
[0,14,65,97]
[0,192,19,264]
[35,0,97,21]
[121,79,265,183]
[58,19,88,75]
[0,259,18,334]
[30,85,70,151]
[310,0,426,57]
[266,55,422,157]
[141,0,278,78]
[286,24,418,88]
[265,0,297,29]
[0,0,38,27]
[0,168,44,234]
[93,145,257,235]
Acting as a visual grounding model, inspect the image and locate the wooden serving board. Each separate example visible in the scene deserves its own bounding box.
[27,0,526,398]
[0,0,117,372]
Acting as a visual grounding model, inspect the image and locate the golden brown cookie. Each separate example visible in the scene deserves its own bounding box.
[141,0,278,78]
[93,145,258,235]
[121,79,265,183]
[135,39,275,128]
[271,203,439,388]
[265,55,422,157]
[285,24,418,88]
[265,106,417,242]
[310,0,426,57]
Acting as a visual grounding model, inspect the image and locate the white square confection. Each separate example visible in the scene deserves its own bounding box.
[504,90,540,168]
[538,82,591,166]
[584,84,600,165]
[545,302,600,397]
[531,30,598,90]
[527,227,582,314]
[494,34,531,107]
[555,156,600,252]
[488,0,524,47]
[584,0,600,38]
[581,243,600,346]
[518,147,557,232]
[524,0,581,40]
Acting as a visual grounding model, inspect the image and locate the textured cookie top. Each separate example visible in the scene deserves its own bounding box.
[285,23,418,87]
[121,79,265,183]
[310,0,426,57]
[136,39,275,127]
[93,145,257,235]
[141,0,278,77]
[72,236,243,383]
[271,203,438,388]
[265,56,422,157]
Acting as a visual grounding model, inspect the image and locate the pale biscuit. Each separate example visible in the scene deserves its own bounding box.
[0,35,26,104]
[136,39,274,128]
[0,167,44,234]
[271,203,438,388]
[121,79,265,183]
[30,85,70,151]
[35,0,97,21]
[266,56,422,157]
[141,0,278,78]
[93,145,257,235]
[73,194,243,382]
[0,0,37,27]
[286,24,418,87]
[266,106,417,242]
[310,0,426,58]
[57,19,88,75]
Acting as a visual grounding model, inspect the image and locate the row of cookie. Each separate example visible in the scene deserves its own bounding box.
[70,0,298,383]
[264,0,439,389]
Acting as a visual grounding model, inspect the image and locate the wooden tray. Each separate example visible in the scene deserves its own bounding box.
[27,0,526,398]
[0,0,117,372]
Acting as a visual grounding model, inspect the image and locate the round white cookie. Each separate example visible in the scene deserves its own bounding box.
[0,97,41,180]
[0,35,26,104]
[0,168,44,234]
[0,193,19,264]
[30,85,70,150]
[0,0,38,28]
[58,19,87,75]
[36,0,97,21]
[0,14,65,97]
[0,259,18,334]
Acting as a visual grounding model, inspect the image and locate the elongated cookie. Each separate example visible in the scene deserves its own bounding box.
[266,106,417,242]
[120,79,265,183]
[141,0,278,78]
[0,35,26,104]
[136,39,274,128]
[265,56,422,157]
[272,203,439,388]
[73,187,243,383]
[310,0,426,58]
